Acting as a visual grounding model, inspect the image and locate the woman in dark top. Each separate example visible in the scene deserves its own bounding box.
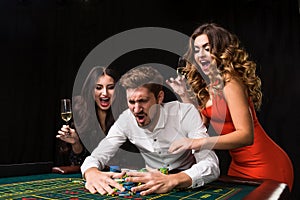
[56,66,142,167]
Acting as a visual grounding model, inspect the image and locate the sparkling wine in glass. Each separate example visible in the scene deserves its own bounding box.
[177,57,187,77]
[61,99,72,125]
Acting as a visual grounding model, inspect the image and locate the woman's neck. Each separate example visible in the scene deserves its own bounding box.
[97,108,107,133]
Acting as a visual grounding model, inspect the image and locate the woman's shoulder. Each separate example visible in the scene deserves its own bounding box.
[222,76,249,107]
[223,76,247,96]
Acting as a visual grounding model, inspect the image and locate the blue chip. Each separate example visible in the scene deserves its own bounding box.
[123,181,135,185]
[124,185,133,190]
[118,191,131,196]
[110,165,121,172]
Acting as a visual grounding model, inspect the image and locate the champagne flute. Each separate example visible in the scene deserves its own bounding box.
[177,57,187,77]
[61,99,72,125]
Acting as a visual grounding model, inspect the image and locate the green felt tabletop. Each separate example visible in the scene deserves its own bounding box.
[0,173,82,184]
[0,173,257,200]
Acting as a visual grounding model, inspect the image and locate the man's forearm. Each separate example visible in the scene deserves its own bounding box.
[169,172,193,189]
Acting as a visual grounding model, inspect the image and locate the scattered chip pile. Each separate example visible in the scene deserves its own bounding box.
[108,166,169,198]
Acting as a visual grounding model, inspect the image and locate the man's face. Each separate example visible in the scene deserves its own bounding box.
[126,87,163,127]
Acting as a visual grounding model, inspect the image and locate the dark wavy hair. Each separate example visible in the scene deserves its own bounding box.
[183,23,262,110]
[57,66,128,164]
[73,66,127,136]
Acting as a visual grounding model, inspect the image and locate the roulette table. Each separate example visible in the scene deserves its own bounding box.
[0,170,289,199]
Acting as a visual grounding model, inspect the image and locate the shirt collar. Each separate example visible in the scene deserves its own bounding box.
[154,104,166,130]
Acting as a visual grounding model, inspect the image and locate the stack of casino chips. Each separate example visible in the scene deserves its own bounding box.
[108,166,141,198]
[159,167,169,175]
[108,166,169,198]
[112,177,137,197]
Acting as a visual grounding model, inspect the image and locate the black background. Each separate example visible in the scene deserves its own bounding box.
[0,0,299,199]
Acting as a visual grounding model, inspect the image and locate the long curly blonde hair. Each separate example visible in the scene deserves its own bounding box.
[183,23,262,110]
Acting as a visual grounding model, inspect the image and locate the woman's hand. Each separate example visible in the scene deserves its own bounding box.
[56,125,80,145]
[166,75,187,97]
[166,76,197,106]
[168,138,204,154]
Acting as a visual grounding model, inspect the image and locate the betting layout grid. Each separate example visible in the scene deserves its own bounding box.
[0,167,251,200]
[0,178,244,200]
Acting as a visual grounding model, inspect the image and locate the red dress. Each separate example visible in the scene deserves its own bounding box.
[201,95,294,190]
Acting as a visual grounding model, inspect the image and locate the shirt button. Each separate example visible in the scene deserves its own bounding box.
[154,139,157,142]
[158,151,161,154]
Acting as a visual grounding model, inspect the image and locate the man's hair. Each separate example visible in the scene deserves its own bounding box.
[119,66,164,98]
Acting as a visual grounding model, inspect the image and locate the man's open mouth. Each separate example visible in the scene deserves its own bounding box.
[135,113,146,124]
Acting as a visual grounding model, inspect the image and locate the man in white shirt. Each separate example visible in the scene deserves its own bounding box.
[81,66,219,196]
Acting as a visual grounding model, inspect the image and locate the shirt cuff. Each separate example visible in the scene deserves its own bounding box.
[80,156,101,177]
[182,168,204,188]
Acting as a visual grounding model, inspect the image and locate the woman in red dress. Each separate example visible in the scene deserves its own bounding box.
[167,23,294,190]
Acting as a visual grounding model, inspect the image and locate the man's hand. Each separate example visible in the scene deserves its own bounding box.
[84,167,126,195]
[125,170,176,195]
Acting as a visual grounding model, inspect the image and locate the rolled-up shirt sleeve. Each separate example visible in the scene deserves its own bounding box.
[81,155,102,175]
[180,103,220,188]
[81,121,127,176]
[183,149,220,188]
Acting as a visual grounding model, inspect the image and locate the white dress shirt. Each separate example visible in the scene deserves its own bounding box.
[81,101,219,188]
